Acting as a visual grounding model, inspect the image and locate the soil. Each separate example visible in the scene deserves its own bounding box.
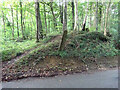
[2,56,118,82]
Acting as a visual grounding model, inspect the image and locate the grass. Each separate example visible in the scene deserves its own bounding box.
[1,37,52,62]
[1,39,40,61]
[16,31,118,66]
[1,31,119,62]
[2,31,119,81]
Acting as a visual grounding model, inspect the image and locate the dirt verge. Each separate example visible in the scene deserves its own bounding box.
[2,56,118,82]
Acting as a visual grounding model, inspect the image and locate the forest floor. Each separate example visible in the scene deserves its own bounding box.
[2,31,119,82]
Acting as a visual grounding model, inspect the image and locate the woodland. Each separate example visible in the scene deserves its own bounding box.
[0,0,120,81]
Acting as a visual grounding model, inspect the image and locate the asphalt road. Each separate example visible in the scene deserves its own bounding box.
[2,69,118,88]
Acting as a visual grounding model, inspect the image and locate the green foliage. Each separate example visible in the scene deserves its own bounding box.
[65,32,118,58]
[1,40,40,61]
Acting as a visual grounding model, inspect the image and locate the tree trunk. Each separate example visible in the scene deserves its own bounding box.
[16,8,19,38]
[23,6,26,38]
[74,0,78,31]
[44,4,47,35]
[82,2,89,31]
[2,10,6,38]
[48,12,51,33]
[11,6,14,39]
[30,14,33,39]
[104,1,111,36]
[96,0,98,31]
[89,3,92,29]
[20,1,25,40]
[72,0,74,30]
[99,3,102,24]
[60,0,63,24]
[101,2,105,32]
[59,0,67,51]
[35,0,43,42]
[118,1,120,49]
[50,2,57,30]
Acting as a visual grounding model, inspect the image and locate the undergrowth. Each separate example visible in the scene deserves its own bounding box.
[17,31,118,66]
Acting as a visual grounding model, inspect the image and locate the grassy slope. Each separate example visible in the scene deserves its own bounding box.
[2,31,119,81]
[17,31,118,66]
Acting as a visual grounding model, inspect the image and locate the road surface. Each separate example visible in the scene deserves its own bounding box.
[2,69,118,88]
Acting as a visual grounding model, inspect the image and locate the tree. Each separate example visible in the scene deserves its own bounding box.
[49,2,57,30]
[59,0,63,24]
[74,0,78,31]
[20,0,25,40]
[11,6,14,39]
[99,2,102,24]
[16,7,19,38]
[59,0,67,51]
[35,0,43,42]
[104,1,111,36]
[96,0,98,31]
[82,1,89,31]
[43,3,47,35]
[89,2,93,29]
[2,10,6,38]
[72,0,74,30]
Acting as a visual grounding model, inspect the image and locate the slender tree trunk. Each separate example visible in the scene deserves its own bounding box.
[72,0,74,30]
[44,4,47,35]
[74,0,78,31]
[50,2,57,30]
[96,0,98,31]
[82,2,89,31]
[35,0,43,42]
[2,10,6,38]
[11,6,14,39]
[89,3,92,29]
[16,8,19,38]
[99,3,102,24]
[30,14,33,39]
[60,0,63,24]
[48,12,51,33]
[101,2,105,32]
[20,1,25,40]
[118,1,120,49]
[23,5,26,38]
[59,0,67,51]
[104,1,111,36]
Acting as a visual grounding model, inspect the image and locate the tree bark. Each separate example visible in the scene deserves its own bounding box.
[60,0,63,24]
[16,8,19,38]
[20,1,25,40]
[72,0,75,30]
[89,3,93,29]
[104,1,111,36]
[44,3,47,35]
[48,12,51,33]
[23,6,26,37]
[59,1,67,51]
[50,2,57,30]
[82,2,89,31]
[101,2,105,32]
[99,3,102,24]
[96,0,98,31]
[11,6,14,39]
[74,0,78,31]
[2,10,6,38]
[35,0,43,42]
